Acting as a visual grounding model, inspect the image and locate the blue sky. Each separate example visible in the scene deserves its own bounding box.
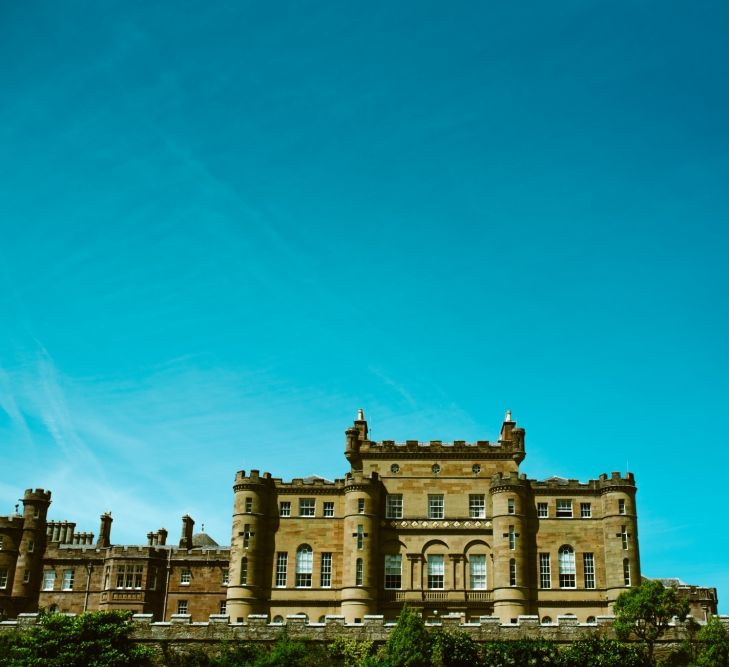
[1,2,727,612]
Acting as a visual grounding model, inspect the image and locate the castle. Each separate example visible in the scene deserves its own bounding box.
[0,411,718,623]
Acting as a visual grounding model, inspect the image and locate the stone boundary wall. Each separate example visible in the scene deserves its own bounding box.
[2,612,728,660]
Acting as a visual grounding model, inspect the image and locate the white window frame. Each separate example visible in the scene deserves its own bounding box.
[42,569,56,591]
[469,554,486,589]
[219,600,227,615]
[427,554,444,589]
[428,494,444,519]
[358,499,365,514]
[558,546,576,588]
[295,545,313,588]
[539,553,551,589]
[355,558,363,586]
[580,502,591,518]
[509,558,517,586]
[180,568,191,585]
[583,553,595,589]
[384,554,402,589]
[177,599,188,614]
[320,552,332,588]
[240,557,248,585]
[62,568,74,591]
[386,494,403,519]
[279,501,291,517]
[469,494,485,518]
[537,502,548,518]
[619,499,626,515]
[323,501,334,517]
[623,558,631,586]
[222,568,229,585]
[0,568,8,589]
[556,500,573,518]
[299,498,315,517]
[621,526,629,550]
[508,525,516,550]
[245,497,253,513]
[275,552,288,588]
[508,498,515,515]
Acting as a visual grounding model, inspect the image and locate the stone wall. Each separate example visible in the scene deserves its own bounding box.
[2,611,728,662]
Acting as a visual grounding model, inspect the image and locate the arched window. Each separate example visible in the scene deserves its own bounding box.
[586,616,596,624]
[558,545,576,588]
[355,558,363,586]
[239,557,248,585]
[541,616,552,624]
[296,545,313,587]
[273,615,284,623]
[318,615,326,623]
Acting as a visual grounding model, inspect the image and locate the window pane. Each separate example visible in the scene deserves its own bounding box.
[470,555,486,589]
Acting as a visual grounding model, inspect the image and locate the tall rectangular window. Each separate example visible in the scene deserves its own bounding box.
[619,499,626,515]
[357,525,364,550]
[537,502,548,518]
[355,558,363,586]
[508,498,515,514]
[134,565,143,589]
[623,559,631,586]
[219,600,227,615]
[583,553,595,589]
[470,555,486,589]
[245,497,252,513]
[180,569,191,584]
[243,524,251,549]
[62,569,74,591]
[23,569,30,583]
[386,494,403,519]
[384,554,402,589]
[28,540,34,553]
[0,568,7,589]
[275,552,288,587]
[558,547,576,588]
[509,559,517,586]
[428,494,444,519]
[222,569,229,585]
[358,499,365,514]
[556,500,573,518]
[621,526,629,550]
[116,566,125,589]
[469,495,485,518]
[323,502,334,517]
[296,547,313,587]
[508,525,516,550]
[0,536,3,549]
[580,503,592,518]
[539,553,551,589]
[428,555,444,589]
[279,501,291,517]
[299,498,315,517]
[43,570,56,591]
[320,553,332,588]
[240,557,248,585]
[177,600,188,614]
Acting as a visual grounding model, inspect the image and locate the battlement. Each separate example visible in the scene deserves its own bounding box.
[0,515,24,529]
[23,488,52,502]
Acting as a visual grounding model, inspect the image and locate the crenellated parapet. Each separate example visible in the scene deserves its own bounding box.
[489,471,530,495]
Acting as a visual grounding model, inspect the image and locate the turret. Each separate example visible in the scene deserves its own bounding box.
[498,410,526,464]
[345,409,367,471]
[341,470,380,623]
[490,472,530,621]
[599,472,640,605]
[10,489,51,612]
[227,469,273,622]
[97,512,112,547]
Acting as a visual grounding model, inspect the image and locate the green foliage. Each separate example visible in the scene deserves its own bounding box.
[430,629,480,667]
[385,606,431,667]
[1,611,152,667]
[479,639,561,666]
[614,580,689,663]
[327,636,375,667]
[692,616,729,667]
[560,636,648,667]
[254,634,327,667]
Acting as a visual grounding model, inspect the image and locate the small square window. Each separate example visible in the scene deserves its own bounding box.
[280,501,291,517]
[299,499,315,517]
[537,502,548,518]
[556,500,573,518]
[323,502,334,517]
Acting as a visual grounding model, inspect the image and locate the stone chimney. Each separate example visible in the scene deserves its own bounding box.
[179,515,194,549]
[97,512,112,547]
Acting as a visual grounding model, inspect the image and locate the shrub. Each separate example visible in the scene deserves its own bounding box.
[385,606,431,667]
[430,628,480,667]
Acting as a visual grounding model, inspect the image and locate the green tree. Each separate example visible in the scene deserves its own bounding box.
[327,636,375,667]
[479,639,560,666]
[3,610,151,667]
[385,606,431,667]
[430,628,480,667]
[693,616,729,667]
[560,636,648,667]
[613,579,689,665]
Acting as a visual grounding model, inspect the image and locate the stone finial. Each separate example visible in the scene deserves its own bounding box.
[357,408,364,421]
[505,409,512,422]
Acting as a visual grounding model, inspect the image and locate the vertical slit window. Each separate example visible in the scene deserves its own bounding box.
[275,552,288,588]
[583,553,595,589]
[355,558,363,586]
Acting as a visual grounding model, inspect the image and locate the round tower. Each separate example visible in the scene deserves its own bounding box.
[341,471,380,623]
[490,472,530,621]
[600,472,640,606]
[10,489,51,612]
[227,470,272,623]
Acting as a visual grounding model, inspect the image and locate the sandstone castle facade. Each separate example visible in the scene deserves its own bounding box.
[0,412,718,623]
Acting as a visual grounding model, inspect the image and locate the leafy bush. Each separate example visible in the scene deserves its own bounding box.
[560,636,648,667]
[430,628,480,667]
[480,639,561,667]
[328,636,376,667]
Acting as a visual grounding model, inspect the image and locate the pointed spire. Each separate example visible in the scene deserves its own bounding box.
[505,409,512,422]
[357,408,364,421]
